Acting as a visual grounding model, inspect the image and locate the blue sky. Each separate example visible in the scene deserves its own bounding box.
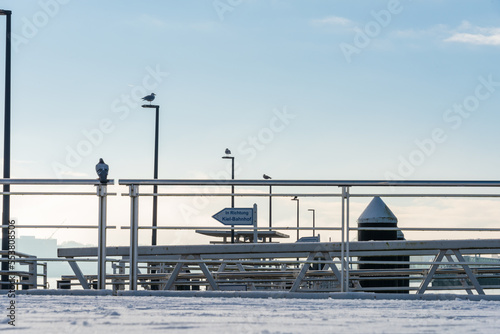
[1,0,500,246]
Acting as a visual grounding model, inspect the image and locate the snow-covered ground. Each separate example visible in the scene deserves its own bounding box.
[3,292,500,333]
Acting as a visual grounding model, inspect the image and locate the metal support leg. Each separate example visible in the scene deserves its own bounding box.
[68,259,90,289]
[290,253,314,292]
[452,249,485,295]
[97,184,107,289]
[418,250,446,294]
[129,185,139,290]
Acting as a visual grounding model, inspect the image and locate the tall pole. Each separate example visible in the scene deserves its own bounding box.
[269,185,272,229]
[230,157,234,243]
[296,199,299,241]
[1,9,11,290]
[231,157,234,208]
[142,104,160,246]
[152,105,159,246]
[222,154,235,243]
[263,174,272,241]
[292,196,299,241]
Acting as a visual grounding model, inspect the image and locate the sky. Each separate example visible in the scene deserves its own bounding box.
[1,0,500,247]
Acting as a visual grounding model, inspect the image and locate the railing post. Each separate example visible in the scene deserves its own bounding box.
[28,259,37,289]
[345,186,350,293]
[97,184,107,289]
[341,186,351,293]
[129,185,139,290]
[340,186,345,292]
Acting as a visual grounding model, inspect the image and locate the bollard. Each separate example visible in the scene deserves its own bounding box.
[357,196,408,293]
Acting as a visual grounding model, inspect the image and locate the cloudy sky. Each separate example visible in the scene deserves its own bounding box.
[1,0,500,246]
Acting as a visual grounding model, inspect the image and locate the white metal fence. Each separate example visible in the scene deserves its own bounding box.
[2,179,500,294]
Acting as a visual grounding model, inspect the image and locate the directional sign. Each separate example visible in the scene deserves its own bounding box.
[212,207,254,225]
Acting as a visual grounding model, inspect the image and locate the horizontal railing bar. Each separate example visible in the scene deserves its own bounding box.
[119,226,342,230]
[0,192,117,196]
[0,179,114,185]
[120,192,500,198]
[352,227,500,231]
[0,258,120,262]
[0,225,117,229]
[351,194,500,197]
[116,225,500,232]
[126,193,342,197]
[350,261,500,266]
[118,179,500,187]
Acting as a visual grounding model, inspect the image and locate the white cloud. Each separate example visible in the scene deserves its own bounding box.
[445,21,500,46]
[311,16,353,27]
[445,32,500,45]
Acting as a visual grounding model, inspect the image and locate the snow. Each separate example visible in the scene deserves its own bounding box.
[3,292,500,333]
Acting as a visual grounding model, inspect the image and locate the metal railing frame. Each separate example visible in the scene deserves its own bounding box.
[2,179,500,292]
[119,179,500,291]
[1,179,115,290]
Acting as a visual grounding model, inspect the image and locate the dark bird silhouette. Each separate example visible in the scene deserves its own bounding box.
[142,93,156,104]
[225,148,231,155]
[263,174,272,180]
[96,158,109,184]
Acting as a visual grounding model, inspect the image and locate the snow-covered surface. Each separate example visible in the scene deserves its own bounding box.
[3,292,500,333]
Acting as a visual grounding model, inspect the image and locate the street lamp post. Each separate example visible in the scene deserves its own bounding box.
[263,174,272,241]
[308,209,316,237]
[1,9,11,290]
[222,150,235,243]
[142,104,160,246]
[291,196,299,241]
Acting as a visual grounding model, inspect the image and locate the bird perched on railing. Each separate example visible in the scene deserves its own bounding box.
[263,174,272,180]
[96,158,109,184]
[225,148,231,155]
[142,93,156,104]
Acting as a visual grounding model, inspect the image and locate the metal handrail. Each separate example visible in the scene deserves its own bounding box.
[0,179,114,185]
[118,179,500,187]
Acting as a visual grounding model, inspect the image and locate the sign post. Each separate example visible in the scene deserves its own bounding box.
[212,205,258,243]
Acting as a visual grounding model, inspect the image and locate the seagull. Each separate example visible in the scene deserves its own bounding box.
[263,174,272,180]
[95,158,109,184]
[142,93,156,104]
[225,148,231,155]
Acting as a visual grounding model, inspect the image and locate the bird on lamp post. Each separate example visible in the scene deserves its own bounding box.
[142,93,156,104]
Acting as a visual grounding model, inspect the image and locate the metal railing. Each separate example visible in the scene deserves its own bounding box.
[1,179,115,290]
[119,179,500,292]
[0,250,47,289]
[2,178,500,294]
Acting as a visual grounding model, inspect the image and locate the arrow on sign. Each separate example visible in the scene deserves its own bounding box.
[212,208,254,225]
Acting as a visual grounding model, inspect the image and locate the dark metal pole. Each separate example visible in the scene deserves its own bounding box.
[269,185,272,229]
[1,9,11,290]
[141,104,160,246]
[152,106,159,246]
[311,210,315,237]
[291,196,299,241]
[230,157,234,243]
[296,199,299,241]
